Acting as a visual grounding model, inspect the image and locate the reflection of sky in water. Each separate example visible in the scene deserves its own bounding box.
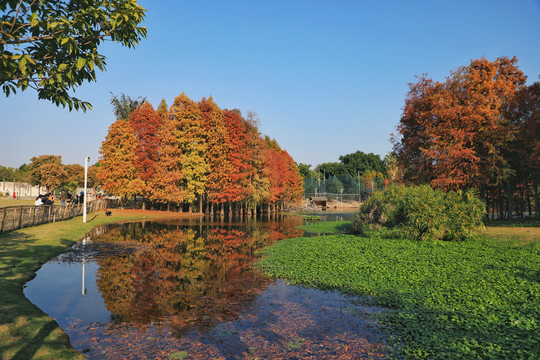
[24,259,111,329]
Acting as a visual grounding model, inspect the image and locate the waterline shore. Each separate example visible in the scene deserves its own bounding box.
[0,210,192,360]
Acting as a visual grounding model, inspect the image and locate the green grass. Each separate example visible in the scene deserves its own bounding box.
[0,198,36,207]
[0,210,174,360]
[258,221,540,359]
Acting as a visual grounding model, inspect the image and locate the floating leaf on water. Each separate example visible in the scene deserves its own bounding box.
[287,337,305,349]
[287,342,302,349]
[169,351,188,359]
[219,329,238,335]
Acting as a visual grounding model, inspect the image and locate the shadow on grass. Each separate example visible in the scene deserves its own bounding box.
[0,234,83,360]
[484,217,540,228]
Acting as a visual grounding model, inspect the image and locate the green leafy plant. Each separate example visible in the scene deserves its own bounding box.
[258,224,540,359]
[354,185,485,241]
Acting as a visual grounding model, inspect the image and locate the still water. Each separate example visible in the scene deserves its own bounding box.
[24,214,388,359]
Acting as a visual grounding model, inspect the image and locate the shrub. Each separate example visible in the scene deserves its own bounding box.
[353,185,485,241]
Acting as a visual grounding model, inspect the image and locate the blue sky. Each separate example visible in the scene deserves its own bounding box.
[2,0,540,169]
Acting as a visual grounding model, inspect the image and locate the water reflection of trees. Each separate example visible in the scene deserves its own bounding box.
[94,217,303,336]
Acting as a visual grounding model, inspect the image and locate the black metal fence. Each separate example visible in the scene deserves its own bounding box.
[0,200,113,234]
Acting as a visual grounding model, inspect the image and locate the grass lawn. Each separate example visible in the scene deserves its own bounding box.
[0,209,192,360]
[258,221,540,359]
[0,198,36,207]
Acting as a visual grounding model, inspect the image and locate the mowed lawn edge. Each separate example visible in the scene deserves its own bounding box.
[0,209,193,360]
[257,221,540,360]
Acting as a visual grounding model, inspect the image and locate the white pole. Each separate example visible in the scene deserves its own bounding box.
[83,156,89,223]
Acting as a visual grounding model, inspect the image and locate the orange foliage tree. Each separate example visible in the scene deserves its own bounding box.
[393,57,540,218]
[394,57,526,191]
[98,120,139,199]
[97,93,304,213]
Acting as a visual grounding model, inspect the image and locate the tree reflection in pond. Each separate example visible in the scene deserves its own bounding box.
[25,215,390,359]
[94,217,303,336]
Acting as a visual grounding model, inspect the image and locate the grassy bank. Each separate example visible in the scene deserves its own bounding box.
[0,198,36,207]
[0,209,189,360]
[258,221,540,359]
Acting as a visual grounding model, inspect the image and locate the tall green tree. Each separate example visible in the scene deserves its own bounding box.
[339,151,386,177]
[110,93,146,120]
[1,0,147,111]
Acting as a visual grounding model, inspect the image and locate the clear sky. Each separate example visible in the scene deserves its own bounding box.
[2,0,540,169]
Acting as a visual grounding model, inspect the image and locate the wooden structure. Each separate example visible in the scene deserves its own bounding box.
[310,196,328,211]
[0,200,112,234]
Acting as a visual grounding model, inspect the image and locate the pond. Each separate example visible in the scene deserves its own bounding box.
[24,214,389,359]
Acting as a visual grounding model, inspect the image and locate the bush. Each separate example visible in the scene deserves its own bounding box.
[353,185,485,241]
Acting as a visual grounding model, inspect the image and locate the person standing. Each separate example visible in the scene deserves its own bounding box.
[12,191,16,199]
[60,191,68,206]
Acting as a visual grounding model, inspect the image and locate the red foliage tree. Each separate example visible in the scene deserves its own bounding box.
[221,109,255,204]
[128,101,164,204]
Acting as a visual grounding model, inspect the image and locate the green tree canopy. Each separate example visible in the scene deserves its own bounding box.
[339,150,386,176]
[315,162,348,179]
[296,163,312,178]
[0,0,147,111]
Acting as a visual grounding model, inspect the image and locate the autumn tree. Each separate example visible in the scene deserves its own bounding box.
[1,0,147,111]
[128,101,163,206]
[63,164,84,191]
[156,98,169,122]
[152,113,185,207]
[176,94,209,212]
[244,122,269,212]
[280,150,304,204]
[221,109,255,208]
[28,155,62,188]
[394,56,526,192]
[263,139,303,210]
[39,163,67,192]
[199,97,231,211]
[98,120,138,199]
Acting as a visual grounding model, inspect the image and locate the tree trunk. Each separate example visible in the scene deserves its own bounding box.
[507,183,513,220]
[534,177,539,218]
[526,181,532,216]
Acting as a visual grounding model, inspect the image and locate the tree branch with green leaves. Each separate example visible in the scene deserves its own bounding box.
[0,0,147,112]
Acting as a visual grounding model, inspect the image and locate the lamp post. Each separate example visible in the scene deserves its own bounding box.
[83,156,89,223]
